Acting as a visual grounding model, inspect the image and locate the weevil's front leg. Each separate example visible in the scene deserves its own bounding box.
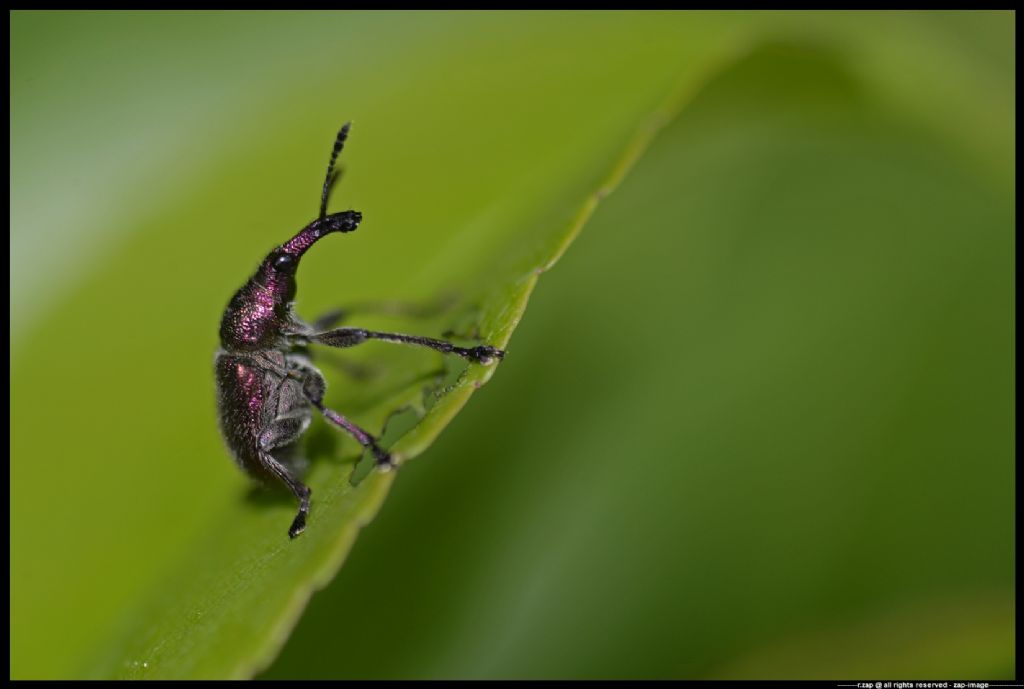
[292,297,463,378]
[298,369,394,471]
[257,417,313,538]
[307,327,505,365]
[284,332,378,381]
[307,350,378,381]
[308,308,348,332]
[307,294,459,332]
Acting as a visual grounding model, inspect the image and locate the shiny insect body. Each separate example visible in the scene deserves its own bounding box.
[215,123,503,538]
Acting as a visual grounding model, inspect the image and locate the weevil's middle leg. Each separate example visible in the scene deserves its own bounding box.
[298,367,394,471]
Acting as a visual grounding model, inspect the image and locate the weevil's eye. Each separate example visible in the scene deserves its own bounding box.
[273,252,297,273]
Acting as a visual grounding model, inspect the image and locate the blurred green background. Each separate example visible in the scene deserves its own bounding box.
[10,11,1014,679]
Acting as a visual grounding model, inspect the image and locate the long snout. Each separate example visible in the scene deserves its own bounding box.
[282,210,362,256]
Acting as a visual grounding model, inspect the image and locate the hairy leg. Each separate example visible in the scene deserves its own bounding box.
[289,360,394,470]
[257,417,313,538]
[307,327,504,364]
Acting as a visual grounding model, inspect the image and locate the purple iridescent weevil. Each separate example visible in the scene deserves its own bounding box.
[215,123,504,538]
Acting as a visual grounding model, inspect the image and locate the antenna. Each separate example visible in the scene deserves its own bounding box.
[320,122,351,219]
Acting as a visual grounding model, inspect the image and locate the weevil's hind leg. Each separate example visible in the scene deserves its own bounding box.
[299,372,394,471]
[259,449,311,538]
[258,417,313,538]
[307,327,505,365]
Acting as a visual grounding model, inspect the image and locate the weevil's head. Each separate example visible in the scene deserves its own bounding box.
[219,211,362,351]
[258,210,362,299]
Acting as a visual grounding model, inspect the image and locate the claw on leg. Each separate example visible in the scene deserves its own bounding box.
[463,344,505,365]
[287,484,311,539]
[373,445,395,472]
[288,509,308,539]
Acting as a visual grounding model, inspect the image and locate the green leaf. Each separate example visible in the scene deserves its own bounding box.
[11,11,1013,680]
[11,11,743,680]
[263,16,1014,681]
[81,62,712,683]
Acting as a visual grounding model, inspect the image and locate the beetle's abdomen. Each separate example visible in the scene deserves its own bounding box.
[215,352,273,478]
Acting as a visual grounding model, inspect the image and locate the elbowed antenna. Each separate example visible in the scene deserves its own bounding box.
[320,122,351,220]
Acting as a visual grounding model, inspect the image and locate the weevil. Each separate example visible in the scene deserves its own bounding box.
[215,123,504,539]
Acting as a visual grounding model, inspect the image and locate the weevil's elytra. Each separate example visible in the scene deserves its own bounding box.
[215,123,504,539]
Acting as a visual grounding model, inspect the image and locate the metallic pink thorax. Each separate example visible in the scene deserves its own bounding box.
[235,285,279,345]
